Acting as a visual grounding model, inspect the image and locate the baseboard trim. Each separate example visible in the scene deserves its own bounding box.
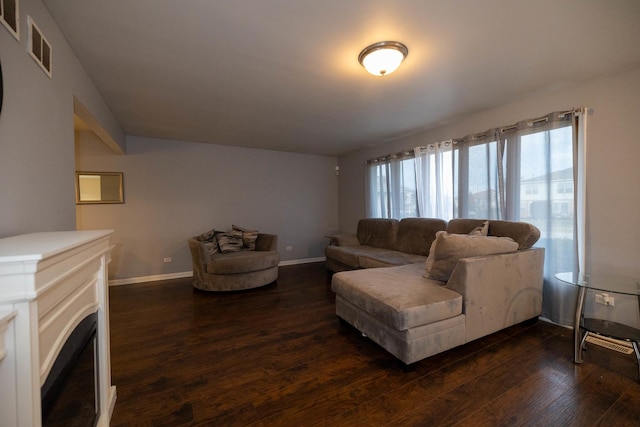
[109,271,193,286]
[108,257,327,286]
[279,257,326,266]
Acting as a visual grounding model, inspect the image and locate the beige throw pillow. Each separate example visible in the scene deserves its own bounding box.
[216,230,245,253]
[425,231,519,282]
[468,220,489,236]
[197,228,216,242]
[232,224,259,250]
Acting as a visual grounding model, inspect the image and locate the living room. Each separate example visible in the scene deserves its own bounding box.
[2,0,640,425]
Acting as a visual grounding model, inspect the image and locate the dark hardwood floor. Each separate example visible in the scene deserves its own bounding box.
[108,262,640,426]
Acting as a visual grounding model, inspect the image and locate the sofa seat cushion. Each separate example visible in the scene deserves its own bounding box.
[325,245,391,268]
[206,250,279,275]
[358,251,427,269]
[336,295,466,364]
[331,263,462,331]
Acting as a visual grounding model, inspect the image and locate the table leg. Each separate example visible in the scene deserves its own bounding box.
[634,294,640,381]
[574,286,587,363]
[633,342,640,381]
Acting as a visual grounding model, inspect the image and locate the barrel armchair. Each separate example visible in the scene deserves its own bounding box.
[188,232,279,291]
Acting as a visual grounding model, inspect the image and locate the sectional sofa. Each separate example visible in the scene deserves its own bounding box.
[329,218,545,366]
[326,218,447,272]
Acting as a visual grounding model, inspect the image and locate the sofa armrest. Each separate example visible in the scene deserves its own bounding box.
[188,237,207,283]
[255,233,278,251]
[188,237,204,265]
[445,248,545,342]
[329,233,361,246]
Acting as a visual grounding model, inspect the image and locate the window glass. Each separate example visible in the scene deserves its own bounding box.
[466,141,499,219]
[519,127,573,224]
[365,122,575,248]
[399,158,418,218]
[366,157,417,219]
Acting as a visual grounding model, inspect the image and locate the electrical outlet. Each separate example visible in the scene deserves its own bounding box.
[163,257,172,263]
[285,246,293,251]
[595,293,614,306]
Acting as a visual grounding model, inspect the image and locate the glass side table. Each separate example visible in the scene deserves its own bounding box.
[555,272,640,381]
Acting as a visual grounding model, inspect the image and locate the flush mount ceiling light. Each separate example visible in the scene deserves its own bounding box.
[358,41,408,76]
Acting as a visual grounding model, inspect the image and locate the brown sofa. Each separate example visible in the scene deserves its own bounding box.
[330,218,545,366]
[325,218,447,272]
[188,233,279,291]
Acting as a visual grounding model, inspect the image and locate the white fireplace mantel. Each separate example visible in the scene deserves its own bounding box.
[0,230,116,427]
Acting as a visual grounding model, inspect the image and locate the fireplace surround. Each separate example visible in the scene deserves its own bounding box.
[0,230,116,426]
[41,312,98,426]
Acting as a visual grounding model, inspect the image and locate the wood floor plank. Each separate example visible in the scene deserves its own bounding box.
[595,384,640,426]
[454,364,574,426]
[108,262,640,426]
[386,343,567,426]
[532,367,637,427]
[324,323,563,426]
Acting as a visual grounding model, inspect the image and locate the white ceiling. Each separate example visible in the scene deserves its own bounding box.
[44,0,640,156]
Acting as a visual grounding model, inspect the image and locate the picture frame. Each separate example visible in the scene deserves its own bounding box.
[75,171,124,204]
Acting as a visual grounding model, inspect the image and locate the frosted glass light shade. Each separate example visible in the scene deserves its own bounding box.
[358,41,408,76]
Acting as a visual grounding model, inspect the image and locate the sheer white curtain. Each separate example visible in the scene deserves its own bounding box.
[368,109,586,326]
[414,141,454,220]
[365,152,417,219]
[497,110,586,325]
[573,108,588,273]
[456,131,504,219]
[453,110,585,325]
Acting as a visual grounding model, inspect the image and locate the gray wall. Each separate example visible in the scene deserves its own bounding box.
[0,0,124,237]
[76,134,339,280]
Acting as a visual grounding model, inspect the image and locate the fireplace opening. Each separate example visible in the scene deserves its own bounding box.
[41,313,99,427]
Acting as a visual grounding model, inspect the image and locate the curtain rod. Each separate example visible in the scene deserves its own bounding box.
[456,107,586,142]
[365,107,586,164]
[365,150,414,164]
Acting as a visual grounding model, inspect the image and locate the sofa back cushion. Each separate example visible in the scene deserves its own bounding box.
[426,231,520,281]
[395,218,447,255]
[446,219,540,249]
[357,219,399,250]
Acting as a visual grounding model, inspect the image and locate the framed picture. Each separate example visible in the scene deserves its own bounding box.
[75,172,124,204]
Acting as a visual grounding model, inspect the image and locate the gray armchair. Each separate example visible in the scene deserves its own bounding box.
[188,233,279,291]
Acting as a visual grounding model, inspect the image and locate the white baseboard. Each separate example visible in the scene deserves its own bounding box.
[108,257,326,286]
[109,271,192,286]
[278,257,325,266]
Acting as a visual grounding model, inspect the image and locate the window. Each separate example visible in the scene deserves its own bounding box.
[515,124,576,279]
[365,153,417,219]
[557,182,573,194]
[462,141,501,219]
[366,109,586,325]
[415,141,455,220]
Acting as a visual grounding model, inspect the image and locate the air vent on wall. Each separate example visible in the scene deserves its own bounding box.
[0,0,19,40]
[28,15,52,78]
